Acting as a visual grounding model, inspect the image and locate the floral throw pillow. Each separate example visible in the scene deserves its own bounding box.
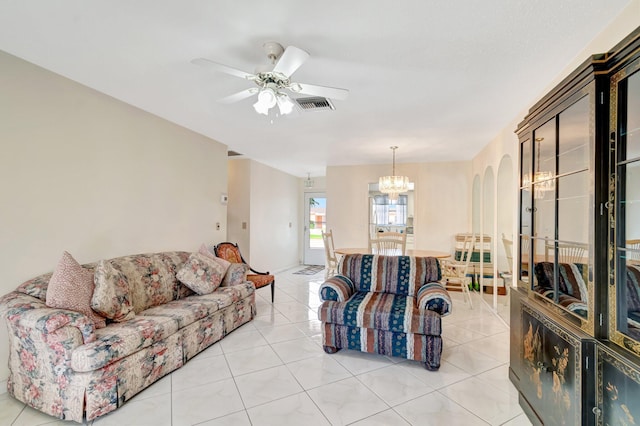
[198,243,231,270]
[45,251,106,328]
[177,252,228,295]
[91,259,136,322]
[221,263,250,287]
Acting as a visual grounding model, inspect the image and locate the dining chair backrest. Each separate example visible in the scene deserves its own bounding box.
[321,229,338,276]
[627,239,640,263]
[544,241,588,264]
[441,233,475,307]
[370,231,407,256]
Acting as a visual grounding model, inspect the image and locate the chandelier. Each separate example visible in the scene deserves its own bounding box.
[304,173,314,188]
[379,146,409,201]
[523,137,555,199]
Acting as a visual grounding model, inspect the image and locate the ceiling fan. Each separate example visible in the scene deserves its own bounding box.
[191,42,349,116]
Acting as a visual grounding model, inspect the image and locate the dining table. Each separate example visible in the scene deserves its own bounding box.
[334,247,450,258]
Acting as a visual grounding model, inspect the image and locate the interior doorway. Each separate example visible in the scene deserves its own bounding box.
[303,192,326,265]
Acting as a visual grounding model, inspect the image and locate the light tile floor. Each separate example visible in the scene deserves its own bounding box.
[1,267,532,426]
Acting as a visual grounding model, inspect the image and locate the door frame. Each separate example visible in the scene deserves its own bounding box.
[303,192,326,265]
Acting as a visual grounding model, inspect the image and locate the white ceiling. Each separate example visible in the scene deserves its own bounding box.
[0,1,630,177]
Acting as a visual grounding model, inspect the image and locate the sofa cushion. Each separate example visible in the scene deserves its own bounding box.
[107,252,191,313]
[139,299,213,329]
[139,284,252,328]
[318,291,441,335]
[45,251,106,329]
[222,263,249,287]
[71,315,179,372]
[189,281,255,308]
[177,253,228,295]
[92,260,136,322]
[337,255,441,297]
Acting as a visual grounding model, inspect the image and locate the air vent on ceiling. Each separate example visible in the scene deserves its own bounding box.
[227,150,243,157]
[295,97,335,111]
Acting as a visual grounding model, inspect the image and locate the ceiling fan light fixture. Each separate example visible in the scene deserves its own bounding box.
[253,98,270,115]
[253,87,277,115]
[258,87,277,107]
[276,93,294,115]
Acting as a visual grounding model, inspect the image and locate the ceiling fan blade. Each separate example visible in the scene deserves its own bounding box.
[293,83,349,101]
[191,58,254,80]
[272,46,310,77]
[218,88,258,104]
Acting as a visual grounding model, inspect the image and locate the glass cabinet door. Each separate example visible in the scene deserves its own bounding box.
[611,59,640,353]
[519,139,531,283]
[522,90,593,322]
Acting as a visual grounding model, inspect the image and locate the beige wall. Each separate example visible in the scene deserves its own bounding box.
[249,161,301,273]
[326,161,471,252]
[227,159,251,254]
[227,159,301,273]
[0,51,229,382]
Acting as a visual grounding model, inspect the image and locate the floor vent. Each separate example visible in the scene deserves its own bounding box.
[228,150,243,157]
[295,97,335,111]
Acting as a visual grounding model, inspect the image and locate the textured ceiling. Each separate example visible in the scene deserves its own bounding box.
[0,1,631,177]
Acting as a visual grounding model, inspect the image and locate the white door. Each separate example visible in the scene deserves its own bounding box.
[303,192,326,265]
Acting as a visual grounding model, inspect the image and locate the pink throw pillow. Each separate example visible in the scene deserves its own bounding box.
[46,251,106,328]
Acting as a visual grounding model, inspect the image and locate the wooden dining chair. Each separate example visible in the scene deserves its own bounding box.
[628,239,640,263]
[321,229,338,278]
[545,241,588,264]
[441,234,475,308]
[370,231,407,256]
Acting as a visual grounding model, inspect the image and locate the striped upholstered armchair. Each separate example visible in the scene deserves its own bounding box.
[318,254,451,370]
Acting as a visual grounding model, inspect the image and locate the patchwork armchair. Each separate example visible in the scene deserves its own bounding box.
[214,242,275,302]
[318,254,451,370]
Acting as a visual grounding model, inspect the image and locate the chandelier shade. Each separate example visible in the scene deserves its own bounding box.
[378,146,409,200]
[524,137,556,199]
[523,171,555,199]
[304,172,314,188]
[378,175,410,194]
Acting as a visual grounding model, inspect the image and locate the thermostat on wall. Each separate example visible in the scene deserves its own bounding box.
[220,193,228,204]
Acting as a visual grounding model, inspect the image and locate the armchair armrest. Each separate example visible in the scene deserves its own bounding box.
[2,291,96,344]
[416,282,452,316]
[248,266,269,275]
[319,275,355,302]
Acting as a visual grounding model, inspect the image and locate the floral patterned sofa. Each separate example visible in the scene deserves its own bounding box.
[0,249,255,423]
[318,254,451,370]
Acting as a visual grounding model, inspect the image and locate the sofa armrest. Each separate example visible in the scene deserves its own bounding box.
[2,291,96,344]
[416,282,452,316]
[319,275,355,302]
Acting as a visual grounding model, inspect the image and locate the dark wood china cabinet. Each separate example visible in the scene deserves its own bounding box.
[511,26,640,425]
